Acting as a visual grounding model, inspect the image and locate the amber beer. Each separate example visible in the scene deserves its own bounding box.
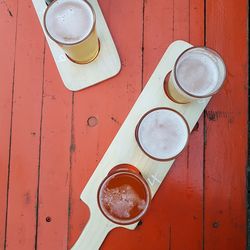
[135,108,190,161]
[44,0,99,64]
[165,47,226,103]
[97,164,151,225]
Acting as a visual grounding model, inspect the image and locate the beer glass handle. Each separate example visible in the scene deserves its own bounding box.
[71,211,116,250]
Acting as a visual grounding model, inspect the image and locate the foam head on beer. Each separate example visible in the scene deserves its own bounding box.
[137,108,189,160]
[175,47,226,97]
[45,0,94,44]
[98,171,150,225]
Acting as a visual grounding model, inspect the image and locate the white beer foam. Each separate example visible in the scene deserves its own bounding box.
[45,0,94,44]
[101,184,146,219]
[138,109,188,160]
[176,49,220,96]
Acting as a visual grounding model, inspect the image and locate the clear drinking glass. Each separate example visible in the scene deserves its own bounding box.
[44,0,100,64]
[97,164,151,225]
[135,108,190,161]
[165,47,226,103]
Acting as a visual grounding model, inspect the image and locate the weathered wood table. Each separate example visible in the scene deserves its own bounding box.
[0,0,248,249]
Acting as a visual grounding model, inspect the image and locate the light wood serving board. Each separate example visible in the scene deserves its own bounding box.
[32,0,121,91]
[72,40,210,249]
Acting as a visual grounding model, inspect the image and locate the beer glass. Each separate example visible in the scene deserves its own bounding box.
[44,0,100,64]
[135,108,190,161]
[165,47,226,103]
[97,164,151,225]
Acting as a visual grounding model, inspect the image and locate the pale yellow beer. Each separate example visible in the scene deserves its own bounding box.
[44,0,99,64]
[166,47,226,103]
[135,108,190,161]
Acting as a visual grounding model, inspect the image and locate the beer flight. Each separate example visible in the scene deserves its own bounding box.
[43,0,226,225]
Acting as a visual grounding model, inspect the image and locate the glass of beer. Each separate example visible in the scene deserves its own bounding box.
[165,47,226,103]
[97,164,151,225]
[135,108,190,161]
[44,0,100,64]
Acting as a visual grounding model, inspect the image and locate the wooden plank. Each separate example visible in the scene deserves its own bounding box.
[143,0,204,249]
[0,0,17,249]
[142,0,174,84]
[35,44,72,249]
[4,0,45,249]
[116,2,174,249]
[167,1,204,249]
[67,0,143,248]
[0,1,246,249]
[32,0,121,91]
[204,0,248,249]
[73,40,212,250]
[173,0,189,41]
[70,0,206,249]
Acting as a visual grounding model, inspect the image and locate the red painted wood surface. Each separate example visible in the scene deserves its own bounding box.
[1,1,45,249]
[0,0,17,249]
[0,0,247,250]
[204,1,248,249]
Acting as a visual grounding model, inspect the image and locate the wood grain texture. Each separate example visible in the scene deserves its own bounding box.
[35,44,72,249]
[68,0,143,248]
[71,41,211,250]
[0,0,17,249]
[204,0,248,249]
[0,0,247,249]
[143,1,204,249]
[132,2,175,249]
[3,0,45,249]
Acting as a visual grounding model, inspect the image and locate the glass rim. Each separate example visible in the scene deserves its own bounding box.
[173,46,227,98]
[43,0,96,46]
[97,170,151,225]
[163,71,190,104]
[135,107,190,161]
